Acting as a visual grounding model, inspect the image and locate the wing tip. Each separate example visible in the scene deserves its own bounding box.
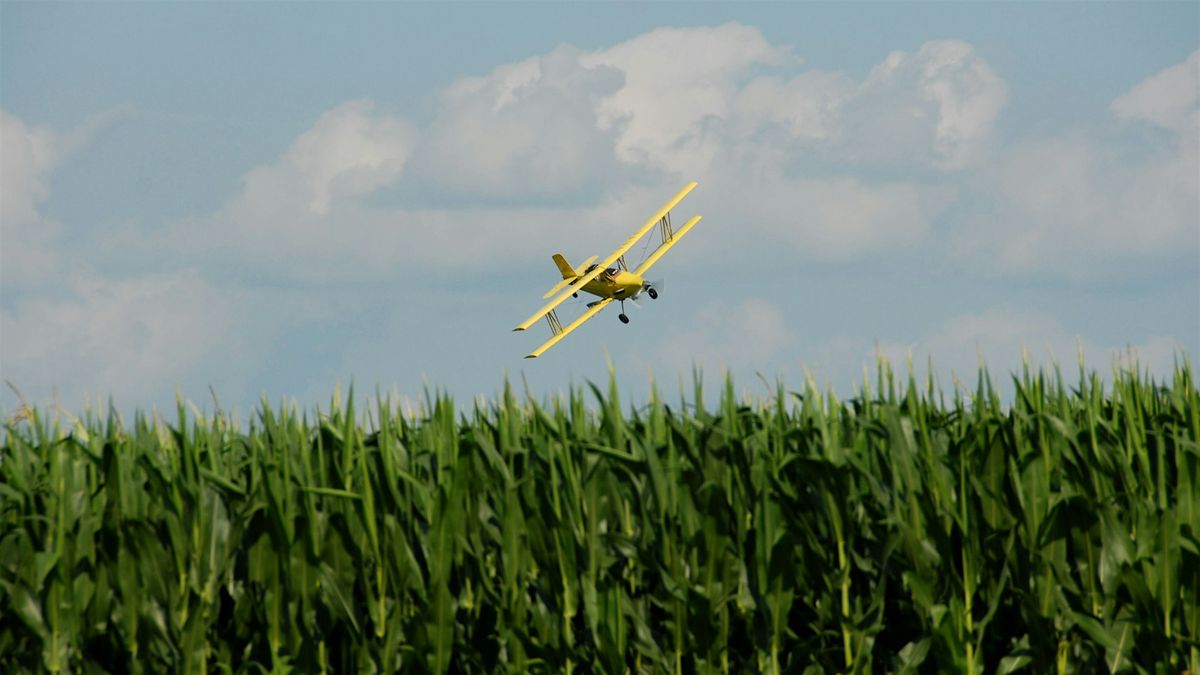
[524,354,538,359]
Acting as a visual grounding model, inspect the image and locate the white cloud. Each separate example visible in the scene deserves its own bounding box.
[0,270,235,408]
[576,31,1006,176]
[876,307,1079,375]
[645,298,797,374]
[1,111,61,227]
[403,30,997,267]
[730,70,855,145]
[914,40,1009,169]
[4,23,1193,418]
[92,29,1195,290]
[1,107,135,289]
[954,52,1199,275]
[873,306,1186,387]
[582,23,794,175]
[1,111,68,287]
[279,100,416,216]
[706,174,951,260]
[131,29,1015,280]
[415,44,624,195]
[1112,50,1199,138]
[152,192,671,281]
[20,30,1188,296]
[572,34,997,261]
[234,99,416,221]
[839,40,1008,170]
[140,100,419,276]
[0,109,236,411]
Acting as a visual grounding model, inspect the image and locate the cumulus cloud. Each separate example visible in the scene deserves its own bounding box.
[140,100,418,276]
[874,306,1185,386]
[378,27,1000,271]
[958,134,1196,271]
[646,298,797,374]
[277,100,415,216]
[1,270,235,408]
[708,174,951,260]
[1,109,237,410]
[4,23,1192,416]
[231,99,415,222]
[16,29,1189,292]
[1,111,61,228]
[582,23,794,175]
[2,111,68,287]
[573,30,1006,175]
[841,40,1008,170]
[1112,50,1199,138]
[59,26,1192,291]
[730,70,855,147]
[414,44,625,195]
[954,51,1199,275]
[573,33,999,259]
[130,27,1016,279]
[2,108,132,287]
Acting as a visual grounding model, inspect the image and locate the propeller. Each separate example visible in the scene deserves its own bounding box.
[636,279,663,299]
[628,279,664,309]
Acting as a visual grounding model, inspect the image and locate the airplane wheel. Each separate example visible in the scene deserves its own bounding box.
[573,292,578,298]
[648,288,658,299]
[619,313,629,324]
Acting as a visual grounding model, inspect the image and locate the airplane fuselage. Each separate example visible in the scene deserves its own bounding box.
[580,267,644,300]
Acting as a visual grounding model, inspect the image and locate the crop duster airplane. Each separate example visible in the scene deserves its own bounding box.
[514,182,701,358]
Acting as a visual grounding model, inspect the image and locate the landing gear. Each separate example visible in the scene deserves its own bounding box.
[573,292,578,298]
[647,288,658,300]
[619,313,629,324]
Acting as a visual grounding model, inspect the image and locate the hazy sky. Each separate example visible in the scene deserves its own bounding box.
[2,2,1197,414]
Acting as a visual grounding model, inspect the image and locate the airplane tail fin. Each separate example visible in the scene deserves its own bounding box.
[552,253,575,279]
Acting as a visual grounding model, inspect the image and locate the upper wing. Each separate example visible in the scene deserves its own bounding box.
[632,214,702,277]
[525,299,614,358]
[513,181,698,331]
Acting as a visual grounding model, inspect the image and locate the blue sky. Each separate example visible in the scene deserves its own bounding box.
[2,2,1197,414]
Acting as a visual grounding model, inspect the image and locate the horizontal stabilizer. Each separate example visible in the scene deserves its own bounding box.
[542,277,574,300]
[574,255,598,276]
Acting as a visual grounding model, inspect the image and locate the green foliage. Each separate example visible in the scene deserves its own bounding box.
[2,360,1197,673]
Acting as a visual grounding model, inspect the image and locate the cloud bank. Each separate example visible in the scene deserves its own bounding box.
[2,25,1194,410]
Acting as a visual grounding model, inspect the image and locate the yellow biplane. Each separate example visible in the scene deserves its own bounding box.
[514,182,702,358]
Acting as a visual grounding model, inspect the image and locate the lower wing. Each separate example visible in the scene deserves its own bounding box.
[525,298,614,358]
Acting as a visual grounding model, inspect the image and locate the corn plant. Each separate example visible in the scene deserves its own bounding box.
[1,359,1196,673]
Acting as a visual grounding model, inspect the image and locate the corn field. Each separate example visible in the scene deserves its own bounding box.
[2,360,1197,673]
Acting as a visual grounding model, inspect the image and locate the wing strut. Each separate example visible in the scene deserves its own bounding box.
[525,299,614,358]
[632,214,702,277]
[545,310,564,335]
